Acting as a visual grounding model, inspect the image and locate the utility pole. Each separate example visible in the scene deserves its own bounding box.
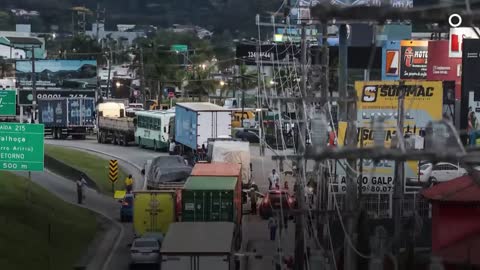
[139,47,146,106]
[31,46,37,123]
[106,49,112,98]
[294,22,308,270]
[255,15,265,156]
[338,22,358,270]
[393,81,406,255]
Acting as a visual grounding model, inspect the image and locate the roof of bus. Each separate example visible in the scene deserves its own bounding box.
[135,110,175,117]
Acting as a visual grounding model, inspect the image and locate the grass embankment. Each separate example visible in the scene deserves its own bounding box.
[0,172,97,270]
[44,145,127,195]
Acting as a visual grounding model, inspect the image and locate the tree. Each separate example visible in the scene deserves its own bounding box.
[0,11,13,31]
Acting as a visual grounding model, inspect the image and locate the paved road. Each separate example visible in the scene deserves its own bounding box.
[46,138,301,270]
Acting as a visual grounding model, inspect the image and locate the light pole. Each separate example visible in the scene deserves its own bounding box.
[115,82,141,106]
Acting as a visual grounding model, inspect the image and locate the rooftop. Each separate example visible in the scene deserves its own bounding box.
[6,36,42,45]
[184,176,237,190]
[176,102,231,112]
[422,174,480,203]
[160,222,234,254]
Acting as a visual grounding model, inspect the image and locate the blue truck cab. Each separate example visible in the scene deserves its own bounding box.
[120,193,134,222]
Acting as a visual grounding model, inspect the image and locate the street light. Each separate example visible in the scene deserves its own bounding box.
[220,80,226,86]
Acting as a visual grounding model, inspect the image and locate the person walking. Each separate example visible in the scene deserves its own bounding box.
[268,216,278,241]
[76,174,87,204]
[249,187,257,215]
[268,169,280,190]
[125,174,134,193]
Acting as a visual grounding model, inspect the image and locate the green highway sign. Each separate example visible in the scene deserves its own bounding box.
[171,44,188,52]
[0,90,16,115]
[0,123,44,171]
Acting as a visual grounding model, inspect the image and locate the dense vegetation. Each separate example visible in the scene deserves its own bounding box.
[0,0,283,35]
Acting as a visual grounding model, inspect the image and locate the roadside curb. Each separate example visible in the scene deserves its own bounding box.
[44,168,125,270]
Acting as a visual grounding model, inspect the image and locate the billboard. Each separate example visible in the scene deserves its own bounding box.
[333,122,422,194]
[18,89,96,105]
[449,27,480,58]
[356,81,444,128]
[400,40,428,80]
[461,39,480,131]
[382,40,401,80]
[15,60,97,89]
[427,40,462,100]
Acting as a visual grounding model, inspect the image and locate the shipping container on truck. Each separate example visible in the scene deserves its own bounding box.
[174,102,231,152]
[132,190,178,237]
[97,102,136,145]
[190,162,243,223]
[38,97,95,139]
[161,222,236,270]
[181,176,242,250]
[206,139,252,185]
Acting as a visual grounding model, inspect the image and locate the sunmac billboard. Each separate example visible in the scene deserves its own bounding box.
[16,60,97,89]
[382,40,401,81]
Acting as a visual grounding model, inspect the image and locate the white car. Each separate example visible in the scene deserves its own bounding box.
[130,237,161,266]
[420,162,467,184]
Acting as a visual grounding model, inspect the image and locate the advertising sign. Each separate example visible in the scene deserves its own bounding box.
[16,60,97,89]
[461,39,480,131]
[0,90,16,115]
[0,123,44,171]
[333,123,421,194]
[18,89,96,105]
[427,40,462,100]
[356,81,444,128]
[400,40,429,79]
[382,40,401,80]
[449,27,480,58]
[38,99,68,127]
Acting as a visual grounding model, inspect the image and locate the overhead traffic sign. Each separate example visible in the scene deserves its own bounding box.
[0,123,44,171]
[170,44,188,52]
[0,90,16,115]
[109,159,118,183]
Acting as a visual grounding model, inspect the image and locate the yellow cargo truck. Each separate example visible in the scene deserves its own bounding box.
[133,191,177,236]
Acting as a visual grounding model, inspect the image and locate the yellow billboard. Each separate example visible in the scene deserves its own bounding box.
[355,80,444,128]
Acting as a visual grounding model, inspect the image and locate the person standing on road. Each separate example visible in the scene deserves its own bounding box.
[125,174,134,193]
[169,140,176,155]
[268,169,280,190]
[268,216,278,241]
[76,174,87,204]
[249,187,257,215]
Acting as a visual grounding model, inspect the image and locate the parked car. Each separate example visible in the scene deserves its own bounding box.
[120,193,134,222]
[420,162,467,185]
[258,189,295,219]
[130,237,161,266]
[234,128,260,143]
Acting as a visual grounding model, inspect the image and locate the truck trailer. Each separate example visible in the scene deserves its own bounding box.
[161,222,236,270]
[97,102,136,145]
[174,102,232,153]
[38,97,95,139]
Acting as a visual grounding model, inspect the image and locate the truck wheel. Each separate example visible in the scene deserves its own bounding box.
[138,137,144,148]
[113,135,118,145]
[97,132,102,143]
[123,135,128,146]
[153,140,158,151]
[54,129,59,139]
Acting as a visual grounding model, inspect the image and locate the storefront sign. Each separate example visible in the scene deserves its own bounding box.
[400,40,428,79]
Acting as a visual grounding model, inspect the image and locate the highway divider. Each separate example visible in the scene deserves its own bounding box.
[44,154,99,191]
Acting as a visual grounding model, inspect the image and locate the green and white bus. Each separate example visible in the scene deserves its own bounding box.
[135,110,175,151]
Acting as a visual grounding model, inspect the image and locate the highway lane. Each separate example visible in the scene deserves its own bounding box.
[47,138,301,270]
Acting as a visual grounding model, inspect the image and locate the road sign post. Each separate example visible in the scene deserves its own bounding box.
[0,90,17,115]
[109,159,119,193]
[0,123,44,171]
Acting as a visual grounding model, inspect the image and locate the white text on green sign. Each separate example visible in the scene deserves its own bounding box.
[0,123,44,171]
[0,90,16,116]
